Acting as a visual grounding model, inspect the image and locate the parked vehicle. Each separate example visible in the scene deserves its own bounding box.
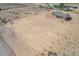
[52,11,72,21]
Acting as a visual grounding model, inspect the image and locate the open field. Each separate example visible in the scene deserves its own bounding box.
[0,3,79,56]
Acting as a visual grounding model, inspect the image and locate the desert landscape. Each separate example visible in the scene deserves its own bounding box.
[0,3,79,56]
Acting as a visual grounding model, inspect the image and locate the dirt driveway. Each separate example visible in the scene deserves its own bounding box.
[0,10,79,56]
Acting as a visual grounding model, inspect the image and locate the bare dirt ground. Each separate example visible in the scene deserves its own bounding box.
[0,4,79,56]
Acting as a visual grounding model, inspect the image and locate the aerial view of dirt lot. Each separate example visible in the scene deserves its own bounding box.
[0,3,79,56]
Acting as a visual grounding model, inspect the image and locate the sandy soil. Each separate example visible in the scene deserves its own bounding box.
[0,10,79,56]
[0,4,79,56]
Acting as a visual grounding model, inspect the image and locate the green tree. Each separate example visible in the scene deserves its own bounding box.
[59,3,65,10]
[47,3,65,10]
